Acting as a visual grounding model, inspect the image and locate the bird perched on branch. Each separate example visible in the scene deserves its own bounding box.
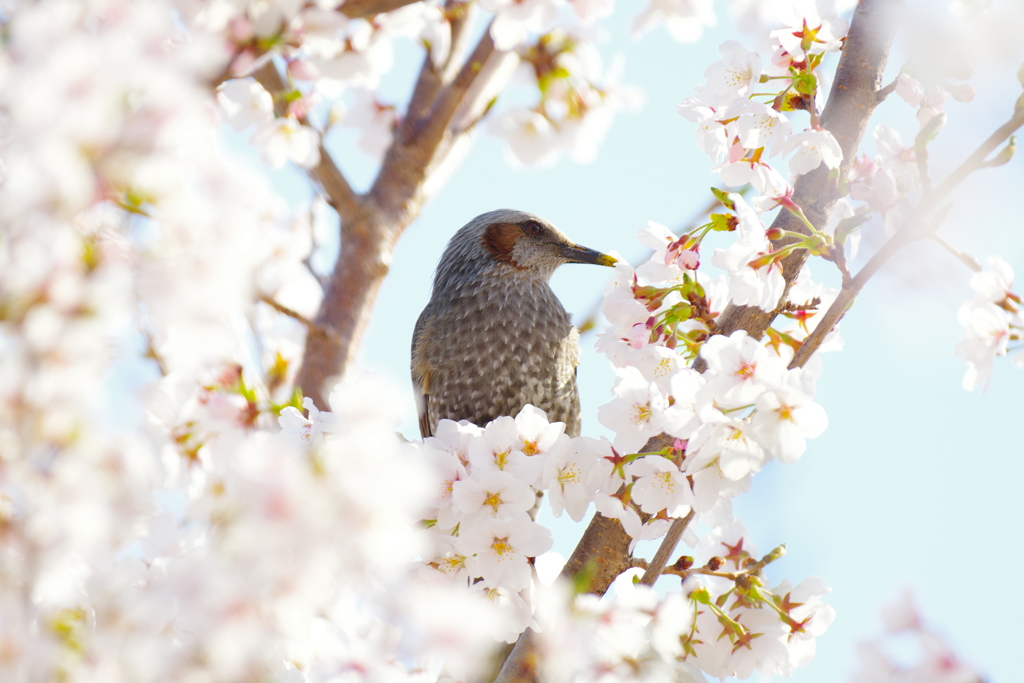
[412,209,616,439]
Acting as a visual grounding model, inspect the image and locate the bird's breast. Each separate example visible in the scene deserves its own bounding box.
[425,277,582,435]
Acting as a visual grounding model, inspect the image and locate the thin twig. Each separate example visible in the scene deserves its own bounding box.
[258,294,318,330]
[929,234,983,273]
[640,510,696,586]
[876,78,898,103]
[141,327,167,377]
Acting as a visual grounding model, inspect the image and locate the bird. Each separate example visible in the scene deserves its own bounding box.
[412,209,616,439]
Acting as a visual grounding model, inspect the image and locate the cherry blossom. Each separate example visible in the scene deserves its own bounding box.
[703,40,763,103]
[340,88,398,162]
[678,95,731,162]
[469,415,544,483]
[543,438,600,521]
[629,455,694,515]
[481,0,562,51]
[730,99,793,156]
[489,108,562,167]
[594,494,672,549]
[664,367,706,439]
[782,129,843,176]
[251,116,321,169]
[751,368,828,462]
[956,301,1011,391]
[700,330,787,407]
[633,0,717,43]
[597,366,669,453]
[452,470,537,526]
[771,5,849,57]
[970,256,1016,303]
[459,518,553,591]
[218,78,274,131]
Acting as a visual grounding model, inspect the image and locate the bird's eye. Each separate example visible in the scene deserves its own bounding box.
[524,221,544,236]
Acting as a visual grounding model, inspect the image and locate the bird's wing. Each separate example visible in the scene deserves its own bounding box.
[411,311,434,439]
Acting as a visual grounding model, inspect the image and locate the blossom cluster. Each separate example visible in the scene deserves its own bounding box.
[204,0,653,169]
[955,256,1024,391]
[528,528,834,682]
[852,590,985,683]
[678,7,850,199]
[489,27,645,167]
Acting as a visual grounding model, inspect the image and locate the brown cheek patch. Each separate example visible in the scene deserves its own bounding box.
[482,222,525,267]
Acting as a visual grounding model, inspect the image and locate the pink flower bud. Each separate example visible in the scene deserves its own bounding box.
[674,248,700,270]
[287,60,320,81]
[229,49,256,77]
[628,323,649,349]
[228,16,253,43]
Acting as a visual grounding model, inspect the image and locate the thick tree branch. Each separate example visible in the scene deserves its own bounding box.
[789,104,1024,369]
[293,27,513,408]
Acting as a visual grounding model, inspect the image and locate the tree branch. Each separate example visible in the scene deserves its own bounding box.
[293,26,513,408]
[400,1,477,137]
[640,510,696,586]
[258,294,317,329]
[339,0,423,19]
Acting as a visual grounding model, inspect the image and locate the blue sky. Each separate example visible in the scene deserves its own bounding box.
[249,3,1024,680]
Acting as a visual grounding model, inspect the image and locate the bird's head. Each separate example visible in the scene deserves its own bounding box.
[439,209,616,282]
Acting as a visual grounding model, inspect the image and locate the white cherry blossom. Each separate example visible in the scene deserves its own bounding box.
[597,366,668,453]
[489,108,561,167]
[594,494,671,549]
[729,99,793,156]
[628,455,694,516]
[700,330,787,407]
[452,470,536,527]
[469,415,544,483]
[955,301,1010,391]
[543,438,600,521]
[459,518,553,591]
[703,40,762,102]
[218,78,273,131]
[633,0,717,43]
[970,256,1015,303]
[252,117,321,169]
[782,129,843,176]
[751,369,828,463]
[481,0,562,51]
[678,96,731,162]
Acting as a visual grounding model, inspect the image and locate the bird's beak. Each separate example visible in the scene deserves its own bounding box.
[559,243,618,267]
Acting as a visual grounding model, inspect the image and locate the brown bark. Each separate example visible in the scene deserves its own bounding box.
[494,2,906,680]
[339,0,424,19]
